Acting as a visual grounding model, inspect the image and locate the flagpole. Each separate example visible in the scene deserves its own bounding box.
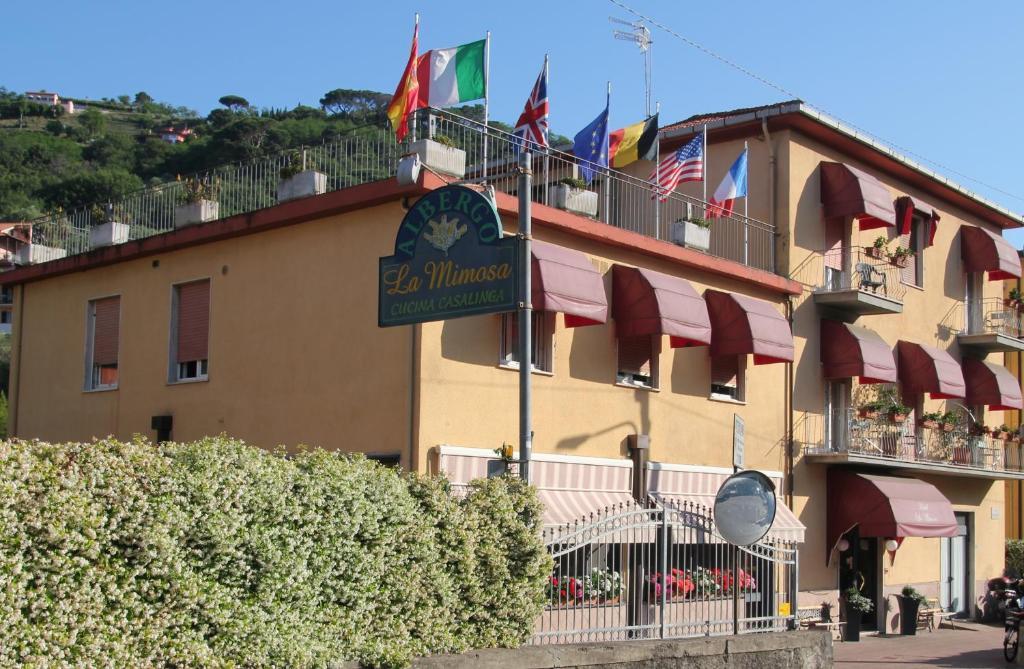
[743,140,749,265]
[482,30,491,183]
[654,100,660,240]
[603,81,611,225]
[410,14,419,143]
[702,124,707,204]
[543,53,550,206]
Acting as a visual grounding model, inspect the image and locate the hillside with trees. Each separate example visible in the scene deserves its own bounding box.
[0,87,568,222]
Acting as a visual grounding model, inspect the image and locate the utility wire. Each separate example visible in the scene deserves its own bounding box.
[608,0,1024,207]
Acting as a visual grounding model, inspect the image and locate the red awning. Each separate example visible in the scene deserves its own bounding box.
[820,320,897,384]
[895,195,939,247]
[820,161,896,230]
[896,341,965,399]
[611,265,711,347]
[531,240,608,327]
[964,358,1023,411]
[704,290,793,364]
[961,226,1022,281]
[826,470,957,564]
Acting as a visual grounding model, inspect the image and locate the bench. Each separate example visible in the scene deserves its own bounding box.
[797,606,845,641]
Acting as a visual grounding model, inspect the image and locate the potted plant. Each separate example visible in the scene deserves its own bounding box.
[669,202,712,252]
[939,411,960,433]
[888,402,911,424]
[971,423,991,437]
[276,149,327,203]
[919,411,942,430]
[858,401,884,420]
[896,586,926,636]
[1007,288,1023,310]
[174,175,220,228]
[546,575,586,605]
[587,568,623,604]
[88,202,130,248]
[996,424,1012,441]
[888,246,912,268]
[552,176,599,218]
[407,133,466,179]
[842,586,873,642]
[865,236,887,260]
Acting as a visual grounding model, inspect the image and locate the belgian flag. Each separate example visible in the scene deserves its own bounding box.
[609,114,659,168]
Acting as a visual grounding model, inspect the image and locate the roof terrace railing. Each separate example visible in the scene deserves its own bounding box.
[21,109,777,273]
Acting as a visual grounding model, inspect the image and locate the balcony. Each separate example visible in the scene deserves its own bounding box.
[806,247,905,316]
[801,408,1024,479]
[955,297,1024,353]
[16,108,777,275]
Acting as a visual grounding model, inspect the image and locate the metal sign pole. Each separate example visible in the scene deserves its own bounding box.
[518,151,533,482]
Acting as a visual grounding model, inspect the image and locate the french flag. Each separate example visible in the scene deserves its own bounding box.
[706,149,748,219]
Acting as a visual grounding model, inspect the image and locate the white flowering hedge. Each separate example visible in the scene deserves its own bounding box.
[0,437,551,668]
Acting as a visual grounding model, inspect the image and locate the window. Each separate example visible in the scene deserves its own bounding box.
[0,311,11,325]
[824,379,851,451]
[171,280,210,382]
[901,215,926,287]
[85,296,120,390]
[367,453,402,469]
[710,355,745,401]
[617,335,658,389]
[500,311,552,373]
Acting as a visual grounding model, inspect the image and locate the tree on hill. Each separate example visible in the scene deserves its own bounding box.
[218,95,250,111]
[133,91,153,107]
[319,89,390,122]
[78,108,106,139]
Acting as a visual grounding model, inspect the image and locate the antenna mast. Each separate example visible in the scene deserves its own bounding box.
[610,17,653,116]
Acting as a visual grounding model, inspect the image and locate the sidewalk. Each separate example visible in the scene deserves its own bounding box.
[833,621,1007,668]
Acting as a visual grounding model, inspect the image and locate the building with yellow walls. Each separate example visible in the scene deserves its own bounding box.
[4,101,1023,634]
[1004,265,1024,541]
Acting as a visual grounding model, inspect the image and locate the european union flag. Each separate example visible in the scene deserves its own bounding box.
[572,105,609,184]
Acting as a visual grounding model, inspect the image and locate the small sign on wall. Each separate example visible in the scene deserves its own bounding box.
[733,414,745,471]
[993,506,1002,520]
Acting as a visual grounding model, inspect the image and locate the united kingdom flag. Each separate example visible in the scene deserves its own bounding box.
[512,63,549,152]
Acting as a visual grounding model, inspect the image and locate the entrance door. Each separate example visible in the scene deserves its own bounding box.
[837,530,880,631]
[940,513,970,615]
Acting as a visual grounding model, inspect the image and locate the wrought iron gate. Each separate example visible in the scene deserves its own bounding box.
[531,498,799,645]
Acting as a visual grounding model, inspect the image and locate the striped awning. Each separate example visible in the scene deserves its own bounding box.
[435,446,635,527]
[647,464,805,543]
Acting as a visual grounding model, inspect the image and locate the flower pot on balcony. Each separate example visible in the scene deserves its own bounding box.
[940,422,956,433]
[864,246,885,260]
[552,184,599,218]
[890,412,908,424]
[859,408,880,419]
[89,221,130,248]
[997,431,1011,441]
[889,256,910,268]
[842,604,862,642]
[408,138,466,179]
[921,419,939,430]
[277,170,327,203]
[669,219,711,252]
[17,244,67,265]
[174,200,220,228]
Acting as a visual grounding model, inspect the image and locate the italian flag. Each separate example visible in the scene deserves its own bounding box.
[416,39,486,108]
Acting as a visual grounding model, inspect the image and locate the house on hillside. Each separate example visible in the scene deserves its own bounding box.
[160,126,193,144]
[24,91,74,115]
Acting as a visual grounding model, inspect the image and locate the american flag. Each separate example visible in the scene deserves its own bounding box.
[649,134,703,201]
[513,64,549,151]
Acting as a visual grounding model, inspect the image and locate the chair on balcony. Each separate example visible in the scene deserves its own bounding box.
[854,263,886,295]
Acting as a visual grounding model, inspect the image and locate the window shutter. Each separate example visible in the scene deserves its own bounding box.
[711,355,738,387]
[176,280,210,363]
[92,296,120,366]
[618,336,652,376]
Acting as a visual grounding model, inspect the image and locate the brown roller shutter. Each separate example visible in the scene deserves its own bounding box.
[176,280,210,363]
[92,296,120,366]
[711,356,738,387]
[618,336,652,377]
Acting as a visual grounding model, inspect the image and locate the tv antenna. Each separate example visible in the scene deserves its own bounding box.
[610,16,653,116]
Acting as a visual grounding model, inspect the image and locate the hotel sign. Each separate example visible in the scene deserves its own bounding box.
[379,185,518,327]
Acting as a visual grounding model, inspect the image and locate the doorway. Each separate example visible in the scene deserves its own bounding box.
[838,530,881,631]
[940,513,971,616]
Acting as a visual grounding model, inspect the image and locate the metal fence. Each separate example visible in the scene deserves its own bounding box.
[801,407,1023,474]
[801,246,908,302]
[22,109,777,273]
[954,297,1024,338]
[532,497,798,645]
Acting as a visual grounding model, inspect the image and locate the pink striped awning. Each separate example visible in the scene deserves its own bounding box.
[961,226,1022,281]
[435,447,634,527]
[647,465,805,543]
[963,358,1023,411]
[531,240,609,327]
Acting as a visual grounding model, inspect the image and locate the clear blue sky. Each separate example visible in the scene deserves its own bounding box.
[6,0,1024,244]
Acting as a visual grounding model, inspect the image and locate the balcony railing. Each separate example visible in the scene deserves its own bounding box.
[18,108,777,274]
[955,297,1024,338]
[804,246,908,302]
[801,408,1024,475]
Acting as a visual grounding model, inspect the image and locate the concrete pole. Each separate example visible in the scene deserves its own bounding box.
[518,151,533,483]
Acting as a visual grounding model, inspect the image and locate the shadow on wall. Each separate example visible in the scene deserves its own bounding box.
[669,347,712,398]
[941,226,963,301]
[440,314,499,366]
[793,298,824,414]
[568,322,617,384]
[555,420,638,457]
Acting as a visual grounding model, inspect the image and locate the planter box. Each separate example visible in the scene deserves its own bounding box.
[890,256,910,268]
[896,596,921,635]
[16,244,67,265]
[277,170,327,203]
[408,138,466,179]
[858,408,880,419]
[669,220,711,252]
[174,200,220,228]
[890,413,908,424]
[89,222,130,248]
[940,422,956,433]
[921,420,939,430]
[864,246,886,260]
[552,184,599,218]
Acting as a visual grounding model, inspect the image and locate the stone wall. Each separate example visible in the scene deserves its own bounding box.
[335,631,832,669]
